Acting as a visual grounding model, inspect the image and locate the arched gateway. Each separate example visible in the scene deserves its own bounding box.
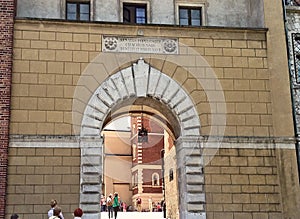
[78,58,207,219]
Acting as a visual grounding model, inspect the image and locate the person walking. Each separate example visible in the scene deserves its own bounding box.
[112,192,120,219]
[49,206,62,219]
[136,196,142,212]
[73,208,83,219]
[107,194,113,218]
[161,200,166,219]
[122,202,127,212]
[47,199,64,219]
[100,195,107,212]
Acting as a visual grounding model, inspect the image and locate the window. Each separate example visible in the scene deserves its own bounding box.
[179,7,202,26]
[292,33,300,83]
[123,3,147,24]
[152,173,160,186]
[134,173,138,186]
[66,1,90,21]
[169,169,174,182]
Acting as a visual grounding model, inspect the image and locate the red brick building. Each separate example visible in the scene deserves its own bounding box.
[130,114,165,210]
[0,1,15,219]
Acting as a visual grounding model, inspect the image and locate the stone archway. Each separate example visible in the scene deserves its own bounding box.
[79,59,206,219]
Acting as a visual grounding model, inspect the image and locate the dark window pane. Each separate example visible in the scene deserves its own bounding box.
[80,4,90,21]
[179,9,188,19]
[179,7,202,26]
[80,4,89,14]
[136,18,146,24]
[123,8,131,23]
[67,3,77,20]
[67,1,90,21]
[179,18,188,25]
[136,8,146,23]
[123,4,146,24]
[67,3,77,13]
[191,19,201,26]
[80,13,89,21]
[67,12,77,20]
[136,7,146,23]
[191,9,200,19]
[136,8,145,17]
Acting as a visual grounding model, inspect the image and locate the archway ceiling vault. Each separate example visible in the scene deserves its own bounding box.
[102,98,177,139]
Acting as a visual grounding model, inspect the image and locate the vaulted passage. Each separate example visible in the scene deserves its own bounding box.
[79,59,206,219]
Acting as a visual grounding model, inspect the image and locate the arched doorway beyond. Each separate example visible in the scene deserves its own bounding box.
[79,59,205,219]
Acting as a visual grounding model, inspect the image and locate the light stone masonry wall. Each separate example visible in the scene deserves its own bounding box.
[164,146,179,219]
[11,19,272,138]
[205,147,282,219]
[6,146,81,219]
[7,18,300,219]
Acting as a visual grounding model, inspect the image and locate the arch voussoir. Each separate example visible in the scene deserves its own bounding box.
[148,67,161,96]
[121,68,136,97]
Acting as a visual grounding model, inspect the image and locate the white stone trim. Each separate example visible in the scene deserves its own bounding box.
[9,141,80,148]
[131,164,162,172]
[80,59,201,137]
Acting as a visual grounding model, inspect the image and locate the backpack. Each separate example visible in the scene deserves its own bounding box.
[107,198,113,206]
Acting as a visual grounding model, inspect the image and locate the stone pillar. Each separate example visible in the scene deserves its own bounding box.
[0,1,15,219]
[176,137,206,219]
[80,137,103,219]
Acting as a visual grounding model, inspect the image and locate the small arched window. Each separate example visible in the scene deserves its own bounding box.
[134,173,138,186]
[152,173,160,186]
[169,169,174,182]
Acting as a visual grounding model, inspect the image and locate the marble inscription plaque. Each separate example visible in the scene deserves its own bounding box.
[102,36,178,54]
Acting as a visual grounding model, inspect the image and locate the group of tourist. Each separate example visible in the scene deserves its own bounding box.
[101,192,122,219]
[10,199,83,219]
[47,199,83,219]
[10,196,166,219]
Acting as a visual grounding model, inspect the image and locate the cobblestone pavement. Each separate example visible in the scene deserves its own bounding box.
[100,212,164,219]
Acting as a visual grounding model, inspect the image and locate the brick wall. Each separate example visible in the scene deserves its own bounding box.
[6,147,80,219]
[205,148,281,219]
[10,20,275,137]
[0,1,15,219]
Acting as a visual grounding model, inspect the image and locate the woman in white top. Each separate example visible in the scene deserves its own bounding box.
[49,206,61,219]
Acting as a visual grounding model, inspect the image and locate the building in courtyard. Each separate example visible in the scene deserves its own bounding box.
[1,0,300,219]
[102,115,167,212]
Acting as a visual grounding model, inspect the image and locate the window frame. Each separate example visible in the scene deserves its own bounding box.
[152,172,160,186]
[120,0,150,24]
[179,6,202,26]
[66,0,91,21]
[175,2,206,26]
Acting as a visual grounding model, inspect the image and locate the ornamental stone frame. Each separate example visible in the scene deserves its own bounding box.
[78,59,207,219]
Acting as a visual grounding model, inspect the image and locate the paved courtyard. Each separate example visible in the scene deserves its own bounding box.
[100,212,165,219]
